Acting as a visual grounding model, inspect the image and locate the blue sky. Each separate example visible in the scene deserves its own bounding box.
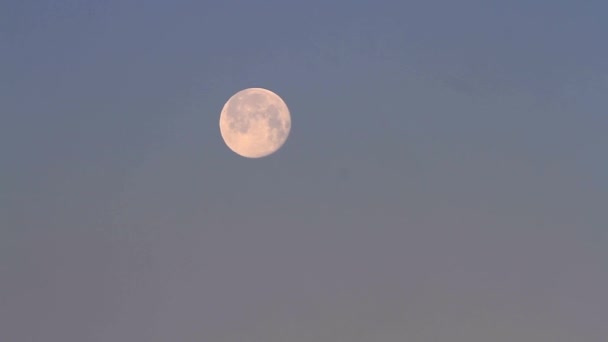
[1,1,607,341]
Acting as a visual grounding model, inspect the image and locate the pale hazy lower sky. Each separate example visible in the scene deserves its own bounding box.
[1,1,607,341]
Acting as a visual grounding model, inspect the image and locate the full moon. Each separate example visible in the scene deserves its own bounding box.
[219,87,291,158]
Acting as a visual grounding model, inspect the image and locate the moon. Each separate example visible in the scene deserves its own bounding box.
[219,87,291,158]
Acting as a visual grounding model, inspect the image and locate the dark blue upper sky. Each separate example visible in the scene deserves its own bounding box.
[1,1,607,341]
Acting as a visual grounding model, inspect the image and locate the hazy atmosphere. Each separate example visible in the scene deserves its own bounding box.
[2,1,607,341]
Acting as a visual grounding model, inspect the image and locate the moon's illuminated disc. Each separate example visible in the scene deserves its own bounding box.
[219,87,291,158]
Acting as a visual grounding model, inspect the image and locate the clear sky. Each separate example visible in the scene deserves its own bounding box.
[1,1,607,341]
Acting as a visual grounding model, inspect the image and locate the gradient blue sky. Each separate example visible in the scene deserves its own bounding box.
[2,1,607,341]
